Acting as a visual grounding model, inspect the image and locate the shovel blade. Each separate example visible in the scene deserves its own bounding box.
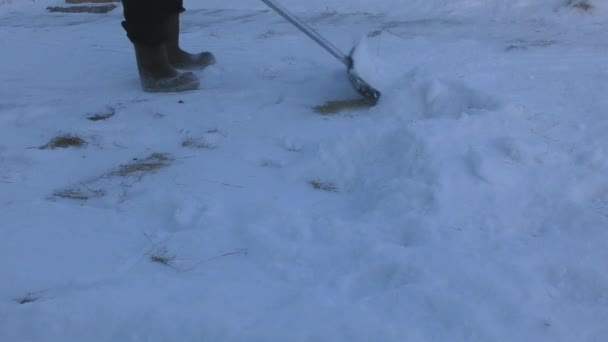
[345,53,381,105]
[348,67,381,105]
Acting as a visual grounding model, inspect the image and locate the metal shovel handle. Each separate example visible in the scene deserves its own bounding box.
[260,0,351,67]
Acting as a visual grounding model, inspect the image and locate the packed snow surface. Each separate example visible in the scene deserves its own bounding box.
[1,0,607,341]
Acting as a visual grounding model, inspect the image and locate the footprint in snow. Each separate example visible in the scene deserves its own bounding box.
[418,79,500,119]
[341,246,422,299]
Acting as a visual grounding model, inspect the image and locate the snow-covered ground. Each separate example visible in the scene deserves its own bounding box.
[1,0,607,341]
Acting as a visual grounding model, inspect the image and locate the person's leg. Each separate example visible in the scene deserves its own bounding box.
[165,7,216,70]
[120,0,199,92]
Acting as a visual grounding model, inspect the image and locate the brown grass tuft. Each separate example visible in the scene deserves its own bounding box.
[182,137,217,149]
[149,248,176,267]
[16,293,38,305]
[368,30,383,37]
[313,98,375,115]
[49,153,172,202]
[567,0,593,11]
[112,153,174,177]
[46,4,117,14]
[52,185,105,201]
[53,189,91,201]
[310,180,338,192]
[39,134,87,150]
[66,0,119,3]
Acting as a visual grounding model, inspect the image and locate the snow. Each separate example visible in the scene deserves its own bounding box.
[1,0,608,341]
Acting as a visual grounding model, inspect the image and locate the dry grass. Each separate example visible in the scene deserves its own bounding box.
[46,4,117,13]
[53,185,105,201]
[112,153,173,177]
[258,29,280,39]
[206,129,226,137]
[368,29,383,37]
[16,293,38,305]
[149,247,176,267]
[182,137,216,149]
[53,189,91,201]
[260,159,283,168]
[180,249,249,272]
[310,180,338,192]
[66,0,119,3]
[313,98,376,115]
[567,0,593,11]
[50,153,173,202]
[87,106,116,121]
[39,134,87,150]
[505,39,556,52]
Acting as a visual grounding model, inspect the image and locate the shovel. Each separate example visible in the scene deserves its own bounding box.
[260,0,381,105]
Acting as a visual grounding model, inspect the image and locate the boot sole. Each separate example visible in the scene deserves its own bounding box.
[171,53,217,71]
[143,81,200,93]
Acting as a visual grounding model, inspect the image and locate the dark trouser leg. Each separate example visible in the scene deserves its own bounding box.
[121,0,184,45]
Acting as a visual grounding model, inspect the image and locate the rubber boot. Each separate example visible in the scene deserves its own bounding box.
[166,14,216,70]
[133,43,200,93]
